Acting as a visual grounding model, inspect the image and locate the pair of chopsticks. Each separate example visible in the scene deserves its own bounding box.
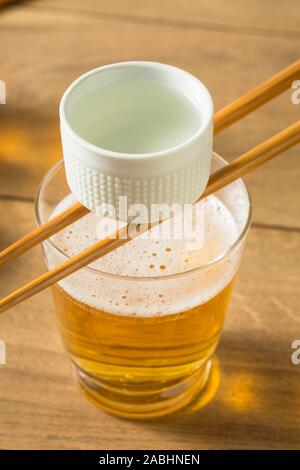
[0,60,299,313]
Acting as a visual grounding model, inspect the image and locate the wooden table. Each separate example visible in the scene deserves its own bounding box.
[0,1,299,450]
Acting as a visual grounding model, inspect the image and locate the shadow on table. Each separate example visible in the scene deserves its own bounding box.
[133,332,300,449]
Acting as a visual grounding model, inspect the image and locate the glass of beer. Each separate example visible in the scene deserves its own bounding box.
[35,153,251,419]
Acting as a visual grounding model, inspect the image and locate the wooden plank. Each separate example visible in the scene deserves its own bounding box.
[38,0,300,35]
[0,199,299,449]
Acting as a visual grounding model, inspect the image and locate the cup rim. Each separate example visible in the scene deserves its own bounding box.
[59,61,213,161]
[34,154,252,282]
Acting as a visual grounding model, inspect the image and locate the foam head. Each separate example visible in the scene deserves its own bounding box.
[44,174,249,317]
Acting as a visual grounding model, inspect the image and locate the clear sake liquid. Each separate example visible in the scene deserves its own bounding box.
[69,78,201,154]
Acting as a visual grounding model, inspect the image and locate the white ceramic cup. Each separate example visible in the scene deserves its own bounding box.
[59,61,213,221]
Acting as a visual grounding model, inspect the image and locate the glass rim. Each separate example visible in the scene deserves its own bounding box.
[34,155,252,282]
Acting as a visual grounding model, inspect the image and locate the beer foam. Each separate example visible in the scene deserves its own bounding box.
[45,188,248,317]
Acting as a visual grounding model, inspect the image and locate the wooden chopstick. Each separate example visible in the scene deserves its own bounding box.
[0,202,89,267]
[214,59,300,133]
[202,120,300,198]
[1,120,299,314]
[1,59,299,268]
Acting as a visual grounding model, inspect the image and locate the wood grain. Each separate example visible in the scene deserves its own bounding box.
[0,0,299,449]
[38,0,300,36]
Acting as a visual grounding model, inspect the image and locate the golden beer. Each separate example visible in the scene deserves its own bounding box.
[52,279,234,418]
[37,157,251,418]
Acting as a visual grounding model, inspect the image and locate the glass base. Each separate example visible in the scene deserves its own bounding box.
[73,359,212,420]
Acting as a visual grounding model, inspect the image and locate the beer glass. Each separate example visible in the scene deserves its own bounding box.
[35,154,251,419]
